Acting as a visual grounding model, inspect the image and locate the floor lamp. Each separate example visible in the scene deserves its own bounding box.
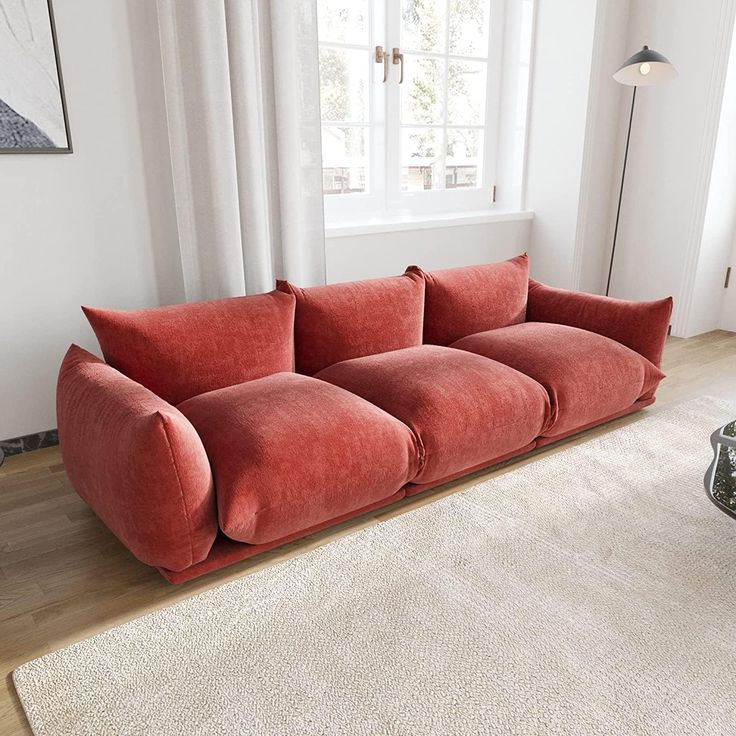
[606,46,678,296]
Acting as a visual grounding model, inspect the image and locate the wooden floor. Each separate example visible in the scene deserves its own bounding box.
[1,330,735,734]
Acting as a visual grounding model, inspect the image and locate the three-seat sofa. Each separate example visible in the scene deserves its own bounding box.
[57,254,673,582]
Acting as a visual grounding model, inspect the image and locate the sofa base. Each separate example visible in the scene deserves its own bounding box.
[159,398,655,583]
[534,397,654,448]
[405,398,655,497]
[404,442,538,497]
[158,489,406,583]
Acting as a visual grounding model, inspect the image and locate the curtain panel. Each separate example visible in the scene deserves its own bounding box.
[156,0,326,301]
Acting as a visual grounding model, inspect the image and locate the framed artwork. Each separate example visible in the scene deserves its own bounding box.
[0,0,72,152]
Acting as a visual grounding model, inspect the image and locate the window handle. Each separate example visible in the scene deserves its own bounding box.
[375,46,388,83]
[392,47,404,84]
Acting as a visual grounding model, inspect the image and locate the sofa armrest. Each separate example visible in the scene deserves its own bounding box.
[57,345,217,572]
[526,280,673,368]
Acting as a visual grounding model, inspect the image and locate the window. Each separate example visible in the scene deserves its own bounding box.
[317,0,535,223]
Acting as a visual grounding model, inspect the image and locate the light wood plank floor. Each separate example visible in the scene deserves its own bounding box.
[1,330,735,734]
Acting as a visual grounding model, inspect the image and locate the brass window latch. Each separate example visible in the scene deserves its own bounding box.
[375,46,404,84]
[375,46,388,83]
[392,47,404,84]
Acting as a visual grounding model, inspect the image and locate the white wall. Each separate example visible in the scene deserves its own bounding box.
[574,0,632,294]
[523,0,598,287]
[720,238,736,331]
[326,218,531,282]
[0,0,182,440]
[688,16,736,337]
[598,0,736,335]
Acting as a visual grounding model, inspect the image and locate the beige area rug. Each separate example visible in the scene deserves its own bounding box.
[14,397,736,735]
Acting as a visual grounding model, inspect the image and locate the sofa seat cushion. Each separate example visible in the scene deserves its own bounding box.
[452,322,665,439]
[177,373,419,545]
[315,345,550,485]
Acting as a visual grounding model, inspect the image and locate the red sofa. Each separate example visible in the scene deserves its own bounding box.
[57,255,672,583]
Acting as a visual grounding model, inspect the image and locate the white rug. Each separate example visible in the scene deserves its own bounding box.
[14,397,736,736]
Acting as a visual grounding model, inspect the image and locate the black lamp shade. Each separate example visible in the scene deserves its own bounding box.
[613,45,677,86]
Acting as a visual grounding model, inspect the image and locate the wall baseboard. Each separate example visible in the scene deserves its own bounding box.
[0,429,59,463]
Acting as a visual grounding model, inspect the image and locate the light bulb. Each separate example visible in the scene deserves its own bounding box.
[639,62,651,75]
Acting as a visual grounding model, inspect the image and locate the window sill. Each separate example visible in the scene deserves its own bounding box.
[324,210,534,238]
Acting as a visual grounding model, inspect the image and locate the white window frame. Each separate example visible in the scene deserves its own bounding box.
[319,0,532,225]
[320,0,386,220]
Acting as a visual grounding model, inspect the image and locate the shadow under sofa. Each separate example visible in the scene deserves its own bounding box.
[57,254,673,583]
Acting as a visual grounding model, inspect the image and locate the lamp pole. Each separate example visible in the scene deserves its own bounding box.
[606,85,637,297]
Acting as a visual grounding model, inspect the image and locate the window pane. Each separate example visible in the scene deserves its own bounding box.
[401,0,446,53]
[447,60,486,125]
[446,129,482,188]
[401,55,445,125]
[322,126,367,195]
[401,128,443,191]
[317,0,369,46]
[448,0,490,57]
[319,48,370,123]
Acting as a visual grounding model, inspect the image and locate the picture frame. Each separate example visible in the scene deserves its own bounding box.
[0,0,73,153]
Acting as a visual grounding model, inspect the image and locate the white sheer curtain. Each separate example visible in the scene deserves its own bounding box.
[156,0,326,301]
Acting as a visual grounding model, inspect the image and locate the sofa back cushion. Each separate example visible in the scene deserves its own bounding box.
[406,254,529,345]
[83,291,295,404]
[276,273,425,375]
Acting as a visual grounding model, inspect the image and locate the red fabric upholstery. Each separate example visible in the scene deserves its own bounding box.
[315,345,550,485]
[56,345,217,571]
[276,273,424,375]
[159,492,405,583]
[452,323,665,438]
[534,398,655,447]
[59,262,675,584]
[404,442,537,497]
[406,254,528,346]
[177,373,419,544]
[526,279,673,368]
[162,396,653,583]
[83,291,295,404]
